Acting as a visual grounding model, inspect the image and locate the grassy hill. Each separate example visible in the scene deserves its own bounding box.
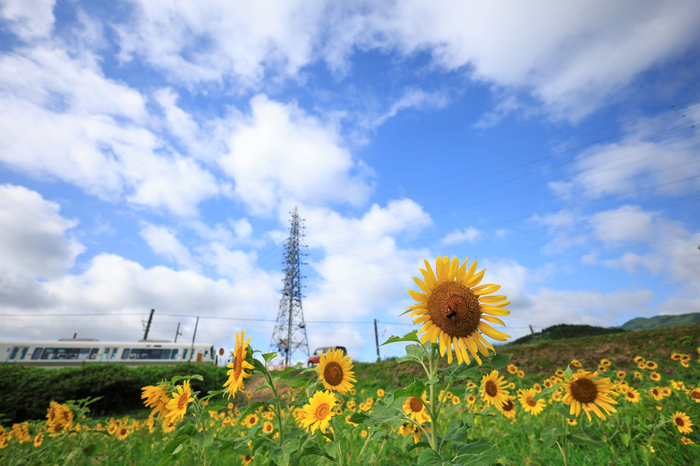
[507,323,625,345]
[348,323,700,392]
[621,312,700,331]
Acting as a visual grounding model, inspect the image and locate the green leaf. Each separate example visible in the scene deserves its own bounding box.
[406,441,431,453]
[382,330,420,346]
[416,449,456,466]
[564,365,573,379]
[171,374,204,385]
[523,421,534,438]
[531,383,561,402]
[324,440,339,459]
[361,402,405,427]
[567,428,606,448]
[479,353,511,371]
[383,378,426,407]
[553,404,574,419]
[399,344,427,364]
[262,352,278,363]
[240,401,266,418]
[540,427,560,449]
[348,412,369,424]
[441,419,471,445]
[621,433,630,447]
[452,438,500,465]
[439,363,481,384]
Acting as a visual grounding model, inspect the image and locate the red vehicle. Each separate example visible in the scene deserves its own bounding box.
[307,346,347,367]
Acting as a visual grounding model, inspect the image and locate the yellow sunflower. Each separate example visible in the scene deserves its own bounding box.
[223,331,254,399]
[141,385,171,419]
[616,371,626,379]
[33,432,43,448]
[517,370,525,378]
[571,359,582,368]
[240,454,254,466]
[689,388,700,403]
[622,387,641,403]
[317,348,356,394]
[650,372,661,381]
[562,370,618,422]
[300,390,338,434]
[412,424,431,444]
[116,427,130,440]
[498,396,517,419]
[246,414,259,427]
[672,412,693,434]
[407,256,510,365]
[377,388,384,397]
[507,364,518,374]
[634,356,645,364]
[403,397,429,422]
[519,388,545,416]
[681,437,693,445]
[481,370,509,408]
[165,380,194,423]
[645,361,658,370]
[262,421,274,434]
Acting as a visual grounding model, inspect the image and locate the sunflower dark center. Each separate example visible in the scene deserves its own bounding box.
[692,391,700,400]
[177,393,188,410]
[570,378,598,404]
[526,396,537,407]
[315,403,330,420]
[502,399,514,411]
[409,397,423,412]
[675,416,685,427]
[324,362,344,386]
[626,391,635,399]
[485,381,498,397]
[427,281,481,337]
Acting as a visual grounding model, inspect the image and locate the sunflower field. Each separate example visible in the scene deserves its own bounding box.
[1,256,699,465]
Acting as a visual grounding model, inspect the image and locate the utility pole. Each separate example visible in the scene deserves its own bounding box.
[529,324,536,341]
[269,208,310,366]
[189,317,199,362]
[374,319,380,362]
[143,309,155,340]
[174,322,182,342]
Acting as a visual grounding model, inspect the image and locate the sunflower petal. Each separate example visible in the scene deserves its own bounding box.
[449,257,459,281]
[423,260,437,286]
[481,314,506,327]
[472,284,500,296]
[465,269,485,287]
[479,295,507,303]
[464,260,477,282]
[480,305,510,316]
[412,276,431,294]
[453,337,463,365]
[478,322,510,341]
[455,257,468,282]
[420,267,436,289]
[408,290,428,302]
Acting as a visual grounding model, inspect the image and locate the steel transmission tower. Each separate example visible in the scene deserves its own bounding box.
[269,208,310,366]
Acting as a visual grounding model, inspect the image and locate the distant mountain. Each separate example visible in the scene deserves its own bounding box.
[621,312,700,331]
[507,324,625,345]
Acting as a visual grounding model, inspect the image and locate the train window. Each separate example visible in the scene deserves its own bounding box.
[129,350,139,360]
[19,347,28,360]
[9,347,18,359]
[31,348,43,359]
[161,349,171,359]
[41,348,56,359]
[77,348,90,360]
[171,349,178,360]
[204,350,208,359]
[89,348,98,360]
[121,349,130,360]
[111,348,118,360]
[103,348,110,360]
[183,349,188,360]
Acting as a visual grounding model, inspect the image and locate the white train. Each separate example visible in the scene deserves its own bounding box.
[0,339,216,368]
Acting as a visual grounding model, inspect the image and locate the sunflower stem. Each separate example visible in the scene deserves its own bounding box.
[428,344,439,452]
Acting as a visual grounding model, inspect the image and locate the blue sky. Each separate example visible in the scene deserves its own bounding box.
[1,0,699,363]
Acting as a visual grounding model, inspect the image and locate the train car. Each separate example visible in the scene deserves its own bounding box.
[0,339,216,369]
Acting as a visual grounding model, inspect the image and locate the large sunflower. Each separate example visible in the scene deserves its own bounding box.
[318,348,356,394]
[480,370,510,408]
[223,330,255,399]
[562,371,618,422]
[408,256,510,365]
[165,380,194,423]
[300,390,338,434]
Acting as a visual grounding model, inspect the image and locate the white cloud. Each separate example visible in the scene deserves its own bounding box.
[441,226,482,245]
[0,46,227,216]
[0,184,84,279]
[110,2,700,119]
[550,104,700,199]
[589,205,655,244]
[0,0,56,40]
[140,223,198,270]
[221,95,374,215]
